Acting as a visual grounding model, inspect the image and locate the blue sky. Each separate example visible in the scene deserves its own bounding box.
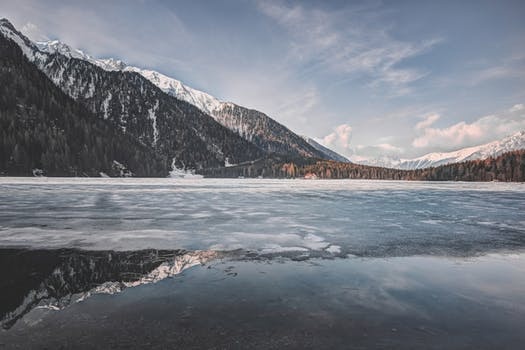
[3,0,525,160]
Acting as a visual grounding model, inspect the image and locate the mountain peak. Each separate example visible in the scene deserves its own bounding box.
[93,57,127,71]
[0,18,14,27]
[0,18,46,62]
[36,39,129,71]
[36,40,89,60]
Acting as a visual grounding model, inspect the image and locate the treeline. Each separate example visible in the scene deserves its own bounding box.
[0,34,168,176]
[199,150,525,182]
[412,150,525,181]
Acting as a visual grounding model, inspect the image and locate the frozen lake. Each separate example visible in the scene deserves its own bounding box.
[0,178,524,256]
[1,178,525,348]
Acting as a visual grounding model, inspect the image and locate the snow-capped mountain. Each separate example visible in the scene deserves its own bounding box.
[35,40,128,71]
[33,36,343,161]
[0,32,169,177]
[33,41,221,115]
[1,18,264,172]
[355,131,525,169]
[124,67,222,116]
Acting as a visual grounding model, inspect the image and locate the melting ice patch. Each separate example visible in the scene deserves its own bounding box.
[169,158,204,179]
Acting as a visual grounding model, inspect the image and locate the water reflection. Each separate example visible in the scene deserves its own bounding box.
[0,249,216,329]
[1,249,525,349]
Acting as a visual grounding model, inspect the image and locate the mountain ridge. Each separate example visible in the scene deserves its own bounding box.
[355,130,525,169]
[31,34,346,161]
[0,18,265,171]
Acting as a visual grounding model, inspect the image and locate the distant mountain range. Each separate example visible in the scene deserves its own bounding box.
[355,131,525,170]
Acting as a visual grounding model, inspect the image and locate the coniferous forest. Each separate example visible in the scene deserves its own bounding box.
[0,35,168,176]
[200,150,525,182]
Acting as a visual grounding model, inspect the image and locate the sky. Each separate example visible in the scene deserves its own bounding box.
[2,0,525,160]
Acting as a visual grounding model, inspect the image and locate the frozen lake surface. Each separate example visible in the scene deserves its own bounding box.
[1,178,525,348]
[0,178,524,256]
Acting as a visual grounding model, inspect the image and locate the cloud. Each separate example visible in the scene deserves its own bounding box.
[462,54,525,87]
[376,143,403,153]
[257,1,441,91]
[415,113,440,130]
[320,124,353,154]
[317,125,405,160]
[273,86,320,124]
[20,21,49,41]
[412,104,525,149]
[468,66,525,86]
[3,1,193,71]
[355,143,403,157]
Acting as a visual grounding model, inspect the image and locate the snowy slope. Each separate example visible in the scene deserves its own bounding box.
[124,67,222,116]
[34,40,231,116]
[355,131,525,169]
[33,37,342,161]
[1,19,264,170]
[0,20,217,115]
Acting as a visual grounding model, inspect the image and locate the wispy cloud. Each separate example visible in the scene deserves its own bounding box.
[415,113,440,131]
[468,64,525,86]
[20,21,49,41]
[3,1,193,71]
[273,86,320,124]
[436,53,525,88]
[257,1,441,92]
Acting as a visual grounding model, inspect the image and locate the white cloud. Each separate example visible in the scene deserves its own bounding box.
[412,104,525,149]
[317,125,405,160]
[21,21,48,41]
[415,113,440,130]
[376,143,403,153]
[320,124,353,154]
[458,53,525,87]
[272,86,320,124]
[257,1,441,91]
[468,65,525,86]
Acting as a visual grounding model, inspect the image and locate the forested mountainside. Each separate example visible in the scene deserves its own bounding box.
[0,19,264,170]
[210,102,332,159]
[0,35,167,176]
[34,38,346,161]
[200,150,525,182]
